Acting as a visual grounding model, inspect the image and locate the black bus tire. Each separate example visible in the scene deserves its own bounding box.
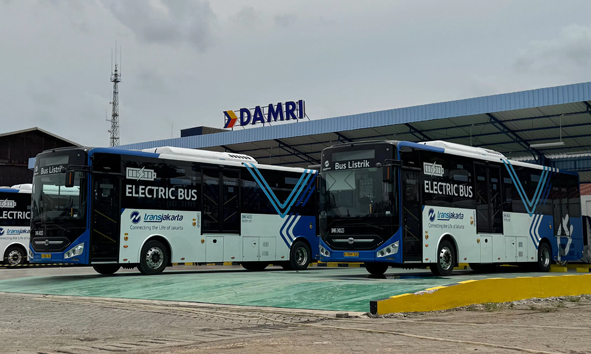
[430,240,455,276]
[4,246,27,266]
[365,262,389,275]
[138,240,169,275]
[285,241,311,270]
[537,241,552,272]
[92,264,121,275]
[242,262,269,271]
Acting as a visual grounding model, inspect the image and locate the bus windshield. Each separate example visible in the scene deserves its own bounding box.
[30,150,88,246]
[322,167,394,218]
[31,172,86,226]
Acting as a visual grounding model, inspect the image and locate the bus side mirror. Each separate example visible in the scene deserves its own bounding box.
[65,171,75,188]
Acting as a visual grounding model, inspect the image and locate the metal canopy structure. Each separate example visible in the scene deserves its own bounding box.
[119,82,591,181]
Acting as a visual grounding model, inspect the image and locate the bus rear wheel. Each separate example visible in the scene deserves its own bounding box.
[138,240,169,275]
[537,242,552,272]
[430,240,455,276]
[283,241,311,270]
[365,262,388,275]
[4,246,27,266]
[242,262,269,271]
[93,264,121,275]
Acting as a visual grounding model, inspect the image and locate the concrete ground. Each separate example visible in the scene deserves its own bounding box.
[0,264,557,313]
[1,265,590,353]
[2,291,591,354]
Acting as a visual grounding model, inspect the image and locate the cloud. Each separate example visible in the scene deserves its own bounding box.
[100,0,216,52]
[515,25,591,71]
[275,13,296,28]
[234,6,258,28]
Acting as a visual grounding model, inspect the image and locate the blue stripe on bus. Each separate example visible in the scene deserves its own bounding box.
[247,163,309,208]
[502,160,551,216]
[279,215,293,247]
[0,189,19,193]
[243,164,316,218]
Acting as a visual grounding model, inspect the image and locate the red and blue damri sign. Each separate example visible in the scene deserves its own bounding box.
[224,100,305,128]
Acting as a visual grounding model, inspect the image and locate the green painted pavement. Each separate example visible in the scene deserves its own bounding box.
[0,268,457,312]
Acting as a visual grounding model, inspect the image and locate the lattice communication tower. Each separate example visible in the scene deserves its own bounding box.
[108,53,121,147]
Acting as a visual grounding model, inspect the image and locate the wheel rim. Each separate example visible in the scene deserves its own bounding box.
[7,250,23,266]
[438,247,452,271]
[295,247,308,266]
[145,247,164,270]
[541,247,550,268]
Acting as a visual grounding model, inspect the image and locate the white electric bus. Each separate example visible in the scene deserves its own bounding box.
[318,140,583,276]
[29,146,318,275]
[0,184,32,266]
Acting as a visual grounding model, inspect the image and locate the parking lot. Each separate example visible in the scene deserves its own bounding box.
[2,264,591,353]
[0,263,565,313]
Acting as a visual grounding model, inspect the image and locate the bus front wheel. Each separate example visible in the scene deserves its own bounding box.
[93,264,121,275]
[4,246,27,266]
[365,262,388,275]
[138,240,169,275]
[283,241,311,270]
[430,240,455,276]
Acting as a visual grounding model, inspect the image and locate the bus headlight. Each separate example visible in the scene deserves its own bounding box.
[377,241,399,258]
[64,243,84,259]
[320,245,330,257]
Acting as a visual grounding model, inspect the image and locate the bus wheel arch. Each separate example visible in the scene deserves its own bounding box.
[283,237,311,270]
[137,235,171,275]
[4,244,28,266]
[430,234,457,276]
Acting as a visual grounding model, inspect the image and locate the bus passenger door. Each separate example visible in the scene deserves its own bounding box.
[202,167,240,234]
[202,168,220,233]
[475,164,502,263]
[402,169,422,261]
[90,175,121,262]
[202,167,241,262]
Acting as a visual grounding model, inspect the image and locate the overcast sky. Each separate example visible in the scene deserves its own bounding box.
[2,0,591,147]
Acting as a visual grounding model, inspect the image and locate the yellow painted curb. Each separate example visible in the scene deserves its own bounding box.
[370,273,591,315]
[550,266,568,272]
[576,268,590,273]
[566,263,591,269]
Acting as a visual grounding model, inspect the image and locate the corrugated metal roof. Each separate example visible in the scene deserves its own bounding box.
[119,82,591,151]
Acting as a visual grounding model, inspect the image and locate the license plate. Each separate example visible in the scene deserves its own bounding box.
[41,254,51,259]
[344,252,359,257]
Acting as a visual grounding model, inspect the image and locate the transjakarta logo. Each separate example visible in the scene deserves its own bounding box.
[130,211,141,224]
[224,100,305,128]
[428,209,436,222]
[0,199,16,208]
[143,213,184,223]
[0,228,29,236]
[423,162,444,177]
[434,210,465,221]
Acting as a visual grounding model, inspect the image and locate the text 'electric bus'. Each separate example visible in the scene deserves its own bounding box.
[0,184,31,266]
[29,146,318,275]
[318,140,583,276]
